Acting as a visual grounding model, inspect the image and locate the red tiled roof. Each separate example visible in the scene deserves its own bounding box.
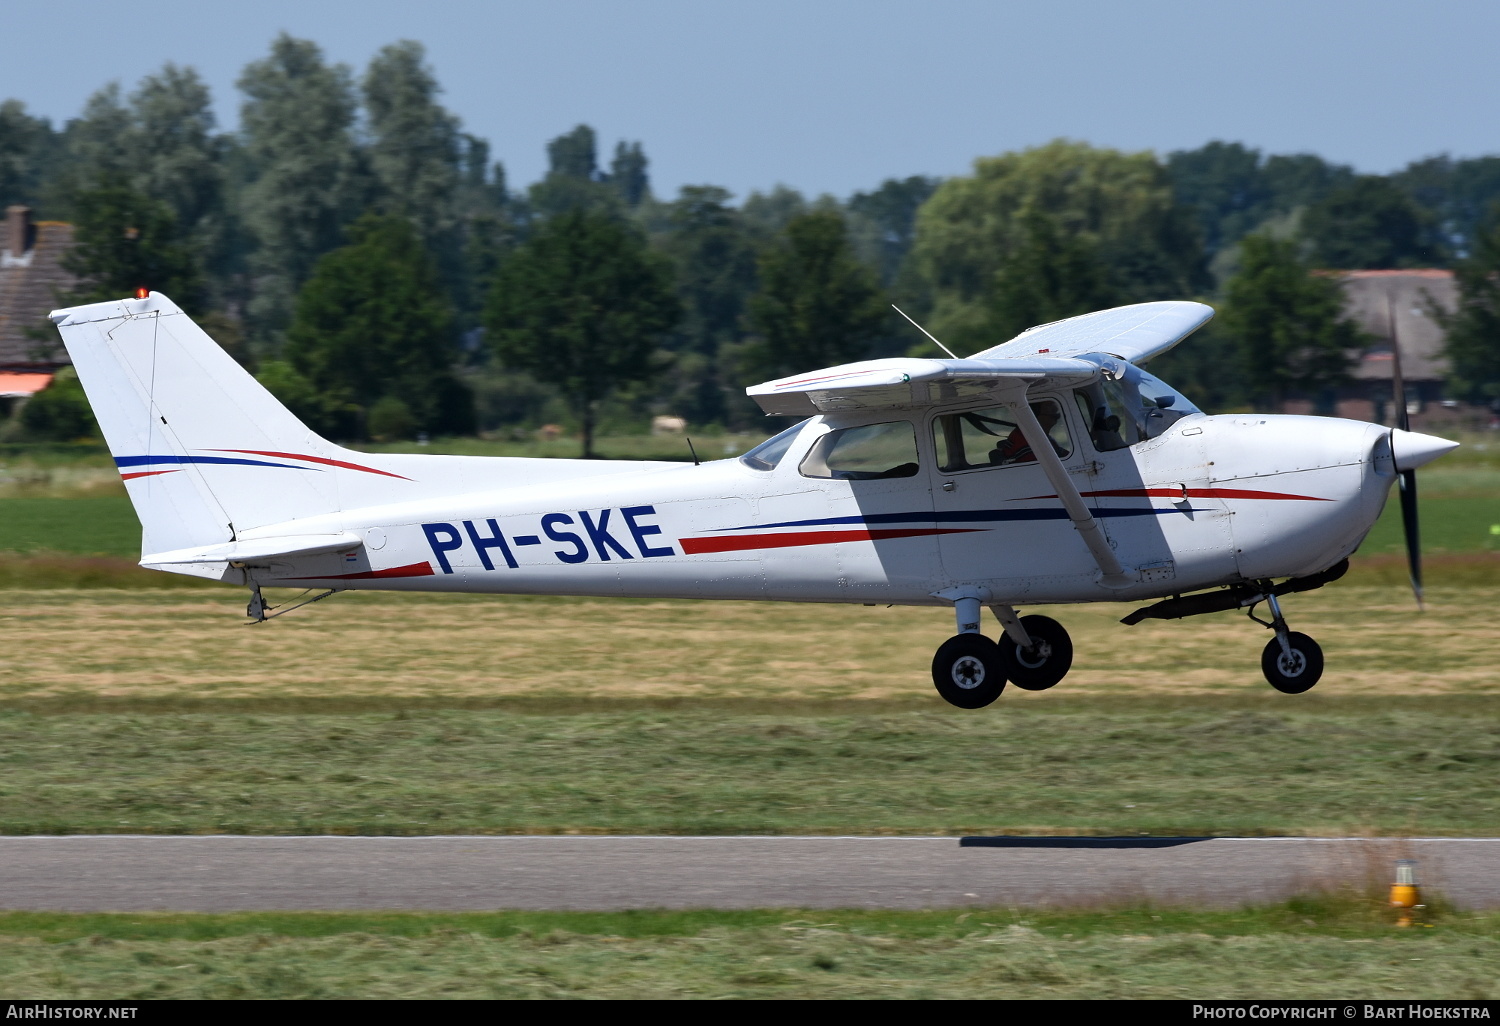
[0,371,52,397]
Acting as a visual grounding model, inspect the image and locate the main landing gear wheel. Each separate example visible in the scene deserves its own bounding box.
[932,634,1006,709]
[1261,632,1324,694]
[998,615,1073,691]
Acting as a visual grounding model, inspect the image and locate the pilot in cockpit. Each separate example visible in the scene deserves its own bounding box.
[988,403,1066,465]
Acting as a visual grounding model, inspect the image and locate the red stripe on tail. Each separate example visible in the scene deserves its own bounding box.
[209,449,412,480]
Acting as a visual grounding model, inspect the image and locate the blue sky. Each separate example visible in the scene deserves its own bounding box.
[5,0,1497,201]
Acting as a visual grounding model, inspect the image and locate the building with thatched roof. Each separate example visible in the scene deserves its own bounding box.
[0,205,76,401]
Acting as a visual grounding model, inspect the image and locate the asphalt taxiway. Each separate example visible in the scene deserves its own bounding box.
[1,836,1497,912]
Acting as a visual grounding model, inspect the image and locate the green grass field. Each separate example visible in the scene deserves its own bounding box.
[0,582,1497,836]
[1,899,1496,999]
[0,434,1494,998]
[0,699,1496,836]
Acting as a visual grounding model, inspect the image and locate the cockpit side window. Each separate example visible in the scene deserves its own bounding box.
[739,419,810,471]
[800,420,920,480]
[1073,379,1141,452]
[931,400,1071,472]
[1073,364,1201,452]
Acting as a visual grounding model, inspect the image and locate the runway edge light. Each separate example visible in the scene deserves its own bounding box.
[1390,859,1422,927]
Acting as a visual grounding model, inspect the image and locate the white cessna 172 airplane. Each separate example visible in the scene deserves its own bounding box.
[51,292,1458,708]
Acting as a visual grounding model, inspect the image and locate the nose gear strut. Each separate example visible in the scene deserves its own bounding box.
[1119,562,1342,694]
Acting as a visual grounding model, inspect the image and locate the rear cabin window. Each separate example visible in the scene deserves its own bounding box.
[800,421,920,480]
[739,419,809,471]
[931,400,1072,473]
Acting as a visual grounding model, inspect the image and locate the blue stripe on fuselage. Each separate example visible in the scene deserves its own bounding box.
[717,507,1210,531]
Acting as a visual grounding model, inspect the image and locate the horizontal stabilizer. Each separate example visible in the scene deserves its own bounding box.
[141,532,364,568]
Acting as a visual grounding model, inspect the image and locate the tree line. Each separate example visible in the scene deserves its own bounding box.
[4,34,1499,449]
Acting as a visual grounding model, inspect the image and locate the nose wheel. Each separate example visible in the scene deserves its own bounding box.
[1251,586,1324,694]
[1261,631,1323,693]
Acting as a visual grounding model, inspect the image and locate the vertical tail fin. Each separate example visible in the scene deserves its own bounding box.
[51,292,347,556]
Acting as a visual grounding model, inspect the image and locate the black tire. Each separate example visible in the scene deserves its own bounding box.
[999,615,1073,691]
[1261,632,1323,694]
[931,634,1006,709]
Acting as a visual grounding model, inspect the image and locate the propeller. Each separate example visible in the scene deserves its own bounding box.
[1387,294,1426,610]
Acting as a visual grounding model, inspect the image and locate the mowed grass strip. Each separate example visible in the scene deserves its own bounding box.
[0,900,1495,999]
[0,700,1497,835]
[1,585,1496,704]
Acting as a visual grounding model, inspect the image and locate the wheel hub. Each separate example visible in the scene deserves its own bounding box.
[951,655,987,689]
[1014,639,1052,670]
[1277,648,1307,677]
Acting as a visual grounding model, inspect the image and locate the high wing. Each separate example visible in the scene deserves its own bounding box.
[967,300,1214,363]
[746,356,1099,416]
[746,301,1212,416]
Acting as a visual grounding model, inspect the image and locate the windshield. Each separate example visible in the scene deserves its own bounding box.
[739,419,810,471]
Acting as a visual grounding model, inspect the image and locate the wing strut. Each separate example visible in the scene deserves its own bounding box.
[1009,395,1133,589]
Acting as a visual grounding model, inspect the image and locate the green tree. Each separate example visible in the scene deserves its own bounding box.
[456,135,510,221]
[0,100,61,211]
[740,185,808,245]
[284,215,471,439]
[1302,176,1440,269]
[846,175,939,287]
[18,367,98,441]
[1165,141,1269,257]
[238,34,368,338]
[60,179,203,312]
[652,185,760,425]
[912,140,1206,353]
[128,67,226,248]
[485,209,679,458]
[528,124,619,218]
[746,210,888,379]
[987,208,1121,342]
[253,358,355,437]
[1436,215,1500,405]
[1395,155,1500,258]
[609,141,649,207]
[1165,143,1355,262]
[362,41,461,240]
[54,84,133,204]
[1219,233,1359,409]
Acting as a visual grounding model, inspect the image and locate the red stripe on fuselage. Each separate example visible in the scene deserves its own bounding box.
[681,527,981,554]
[120,469,182,481]
[208,449,412,480]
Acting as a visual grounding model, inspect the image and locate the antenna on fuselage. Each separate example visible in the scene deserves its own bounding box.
[892,304,959,359]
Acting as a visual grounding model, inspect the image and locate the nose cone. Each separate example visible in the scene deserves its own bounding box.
[1391,429,1460,472]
